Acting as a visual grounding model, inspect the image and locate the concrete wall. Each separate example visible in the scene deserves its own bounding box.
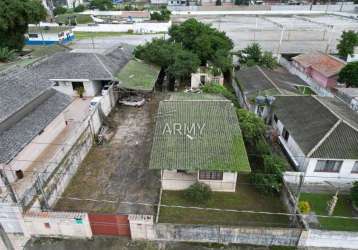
[161,170,237,192]
[304,229,358,249]
[23,211,92,238]
[271,4,358,13]
[280,57,334,97]
[53,80,102,97]
[190,72,224,89]
[155,223,301,246]
[99,84,119,116]
[0,203,27,234]
[73,21,171,33]
[129,214,155,240]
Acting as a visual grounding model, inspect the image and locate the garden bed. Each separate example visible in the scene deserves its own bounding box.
[159,175,292,228]
[300,193,358,231]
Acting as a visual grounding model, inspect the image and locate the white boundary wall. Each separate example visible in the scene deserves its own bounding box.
[73,21,171,33]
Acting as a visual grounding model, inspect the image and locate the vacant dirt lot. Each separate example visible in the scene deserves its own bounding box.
[54,93,166,214]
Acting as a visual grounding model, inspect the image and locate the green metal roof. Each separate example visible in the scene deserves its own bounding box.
[149,94,251,172]
[116,59,160,91]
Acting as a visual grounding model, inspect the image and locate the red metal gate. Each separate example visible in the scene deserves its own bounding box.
[88,214,130,237]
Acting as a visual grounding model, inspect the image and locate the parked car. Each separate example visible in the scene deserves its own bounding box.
[89,96,102,111]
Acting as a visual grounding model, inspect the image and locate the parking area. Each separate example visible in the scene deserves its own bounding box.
[173,14,358,53]
[54,93,166,215]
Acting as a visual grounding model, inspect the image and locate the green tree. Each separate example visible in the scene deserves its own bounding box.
[243,43,262,63]
[53,6,67,16]
[169,18,233,71]
[90,0,113,10]
[168,49,200,83]
[202,83,238,106]
[351,181,358,207]
[0,47,16,62]
[150,7,171,21]
[338,62,358,87]
[337,30,358,59]
[74,4,86,12]
[0,0,47,50]
[236,108,266,142]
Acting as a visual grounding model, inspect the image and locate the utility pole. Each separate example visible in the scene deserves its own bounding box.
[0,223,14,250]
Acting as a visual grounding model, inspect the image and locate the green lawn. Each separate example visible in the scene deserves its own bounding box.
[56,14,93,24]
[116,59,160,91]
[159,175,292,227]
[73,31,131,40]
[300,193,358,231]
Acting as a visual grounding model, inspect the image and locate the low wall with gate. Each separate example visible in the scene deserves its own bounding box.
[23,211,92,238]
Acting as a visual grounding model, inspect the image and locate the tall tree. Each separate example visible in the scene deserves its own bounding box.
[0,0,47,50]
[168,49,200,82]
[338,62,358,88]
[90,0,113,10]
[169,18,233,71]
[337,30,358,60]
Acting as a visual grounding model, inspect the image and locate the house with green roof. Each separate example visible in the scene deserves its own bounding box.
[149,93,250,192]
[271,95,358,185]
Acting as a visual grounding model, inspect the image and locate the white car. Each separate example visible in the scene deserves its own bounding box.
[89,96,102,111]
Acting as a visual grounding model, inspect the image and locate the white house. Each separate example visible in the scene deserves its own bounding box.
[149,93,250,192]
[26,24,74,45]
[270,95,358,186]
[190,66,224,89]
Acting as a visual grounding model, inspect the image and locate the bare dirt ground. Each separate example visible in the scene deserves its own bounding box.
[54,93,166,214]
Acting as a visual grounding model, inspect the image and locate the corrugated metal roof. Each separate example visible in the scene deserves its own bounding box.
[149,94,250,172]
[292,52,345,77]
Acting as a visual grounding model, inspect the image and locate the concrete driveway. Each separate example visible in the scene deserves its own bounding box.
[54,93,166,215]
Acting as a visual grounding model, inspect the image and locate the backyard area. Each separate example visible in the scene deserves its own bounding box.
[300,193,358,232]
[159,175,293,228]
[54,93,166,214]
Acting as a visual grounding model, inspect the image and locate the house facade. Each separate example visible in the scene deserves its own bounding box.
[270,95,358,185]
[149,93,250,192]
[26,25,75,45]
[291,52,345,89]
[191,67,224,89]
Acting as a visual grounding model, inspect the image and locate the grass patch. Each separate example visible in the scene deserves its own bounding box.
[300,193,358,231]
[74,31,132,40]
[159,175,291,227]
[296,85,315,95]
[116,59,160,91]
[56,14,92,24]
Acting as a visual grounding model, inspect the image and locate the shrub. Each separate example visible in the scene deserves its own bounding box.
[53,6,67,16]
[202,83,239,107]
[184,182,212,204]
[74,4,86,12]
[150,8,171,21]
[260,51,278,69]
[351,181,358,207]
[243,43,262,63]
[0,47,16,62]
[246,59,256,67]
[299,201,311,214]
[236,108,266,142]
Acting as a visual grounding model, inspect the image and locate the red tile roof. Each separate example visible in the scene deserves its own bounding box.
[292,52,345,77]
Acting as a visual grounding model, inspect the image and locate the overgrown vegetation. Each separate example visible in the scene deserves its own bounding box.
[0,0,47,50]
[150,7,171,21]
[351,181,358,207]
[184,182,212,205]
[74,4,86,12]
[90,0,113,10]
[338,61,358,88]
[202,83,239,107]
[134,19,233,88]
[53,6,67,16]
[0,47,16,62]
[337,30,358,60]
[236,109,285,194]
[238,43,278,69]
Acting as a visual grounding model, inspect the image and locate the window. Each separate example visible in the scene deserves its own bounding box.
[199,171,223,180]
[273,114,278,123]
[28,33,39,38]
[282,127,289,141]
[351,161,358,173]
[315,160,343,173]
